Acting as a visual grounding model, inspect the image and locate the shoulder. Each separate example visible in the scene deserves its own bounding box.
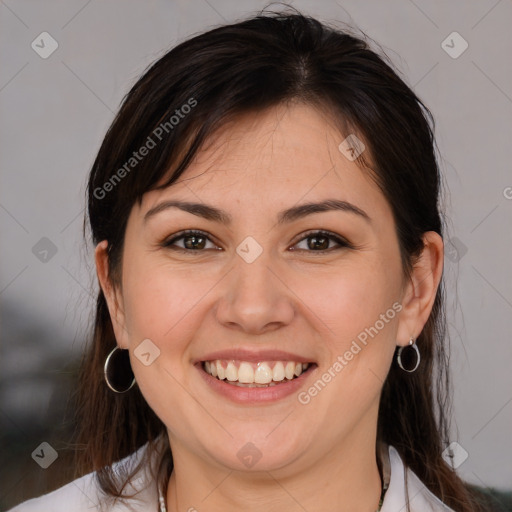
[5,440,162,512]
[381,446,455,512]
[6,470,104,512]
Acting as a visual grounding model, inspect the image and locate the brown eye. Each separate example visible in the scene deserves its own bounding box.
[306,234,330,251]
[182,233,206,250]
[291,231,351,252]
[162,230,220,252]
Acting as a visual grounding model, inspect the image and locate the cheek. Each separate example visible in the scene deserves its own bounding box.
[294,255,402,410]
[120,259,208,418]
[122,257,208,342]
[307,262,400,344]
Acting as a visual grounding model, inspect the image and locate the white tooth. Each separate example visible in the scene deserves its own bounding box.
[254,362,273,384]
[302,363,309,371]
[285,361,295,380]
[216,360,225,380]
[238,362,254,383]
[273,361,285,381]
[204,361,210,373]
[225,361,238,381]
[294,363,302,377]
[210,360,217,377]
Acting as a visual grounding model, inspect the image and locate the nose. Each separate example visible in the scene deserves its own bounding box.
[214,251,296,335]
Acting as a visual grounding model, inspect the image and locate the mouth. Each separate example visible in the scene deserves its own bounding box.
[201,359,315,387]
[194,349,317,403]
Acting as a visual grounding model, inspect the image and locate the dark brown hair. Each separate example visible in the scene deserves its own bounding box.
[75,6,488,511]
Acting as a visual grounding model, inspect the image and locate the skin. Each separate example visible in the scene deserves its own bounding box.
[95,102,443,512]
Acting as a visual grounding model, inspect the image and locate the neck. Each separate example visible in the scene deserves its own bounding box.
[165,431,382,512]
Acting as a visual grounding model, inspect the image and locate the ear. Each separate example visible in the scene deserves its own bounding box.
[396,231,444,346]
[95,240,130,349]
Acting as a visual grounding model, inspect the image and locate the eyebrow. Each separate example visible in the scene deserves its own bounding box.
[143,199,371,225]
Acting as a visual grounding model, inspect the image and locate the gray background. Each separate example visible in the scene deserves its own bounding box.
[1,0,511,504]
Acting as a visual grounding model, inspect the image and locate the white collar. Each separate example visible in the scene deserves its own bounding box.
[380,446,455,512]
[53,441,454,511]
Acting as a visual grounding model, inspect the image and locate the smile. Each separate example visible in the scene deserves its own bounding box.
[202,360,312,387]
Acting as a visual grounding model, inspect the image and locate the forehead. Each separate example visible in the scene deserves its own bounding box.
[139,103,387,221]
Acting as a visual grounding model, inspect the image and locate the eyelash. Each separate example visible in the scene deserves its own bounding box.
[161,229,352,254]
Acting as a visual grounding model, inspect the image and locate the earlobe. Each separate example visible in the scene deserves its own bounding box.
[94,240,129,349]
[396,231,444,346]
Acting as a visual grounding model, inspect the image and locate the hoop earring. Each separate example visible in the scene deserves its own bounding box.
[104,346,136,393]
[397,337,420,373]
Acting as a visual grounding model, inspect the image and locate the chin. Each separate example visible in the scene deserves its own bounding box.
[201,429,309,473]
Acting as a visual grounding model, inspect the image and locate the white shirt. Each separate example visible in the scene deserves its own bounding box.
[7,443,454,512]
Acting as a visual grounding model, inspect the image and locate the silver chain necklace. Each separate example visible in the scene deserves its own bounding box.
[157,442,390,511]
[157,478,388,512]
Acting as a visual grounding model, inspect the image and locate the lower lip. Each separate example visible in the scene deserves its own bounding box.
[196,363,316,404]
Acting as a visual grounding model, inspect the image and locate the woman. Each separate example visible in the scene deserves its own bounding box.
[8,8,492,512]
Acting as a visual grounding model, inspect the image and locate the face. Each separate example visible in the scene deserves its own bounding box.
[99,102,414,474]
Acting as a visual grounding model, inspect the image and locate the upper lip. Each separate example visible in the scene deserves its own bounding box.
[194,349,315,364]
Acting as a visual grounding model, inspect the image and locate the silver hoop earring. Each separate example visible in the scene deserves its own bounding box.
[104,346,136,393]
[397,337,420,373]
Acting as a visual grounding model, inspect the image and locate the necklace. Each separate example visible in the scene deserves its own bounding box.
[158,488,166,512]
[157,476,388,512]
[157,443,390,512]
